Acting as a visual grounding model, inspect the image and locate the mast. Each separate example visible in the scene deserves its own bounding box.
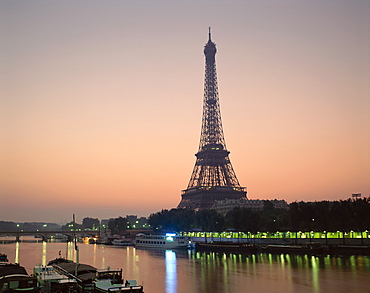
[73,214,79,277]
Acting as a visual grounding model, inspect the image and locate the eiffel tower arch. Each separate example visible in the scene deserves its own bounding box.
[178,29,247,210]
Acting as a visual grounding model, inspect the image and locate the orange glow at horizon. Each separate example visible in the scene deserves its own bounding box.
[1,1,369,223]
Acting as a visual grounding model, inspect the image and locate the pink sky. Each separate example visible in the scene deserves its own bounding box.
[1,1,369,224]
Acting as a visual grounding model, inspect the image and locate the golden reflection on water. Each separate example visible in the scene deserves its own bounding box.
[42,241,47,265]
[14,242,19,263]
[93,242,98,268]
[67,241,74,260]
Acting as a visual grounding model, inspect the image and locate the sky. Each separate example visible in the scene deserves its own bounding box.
[1,0,369,224]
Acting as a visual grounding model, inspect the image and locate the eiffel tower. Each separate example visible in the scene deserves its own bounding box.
[178,29,247,209]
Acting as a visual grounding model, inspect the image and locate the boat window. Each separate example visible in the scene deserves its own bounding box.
[9,281,19,289]
[19,280,36,288]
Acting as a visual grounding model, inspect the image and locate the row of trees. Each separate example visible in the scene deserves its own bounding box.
[2,198,368,234]
[0,218,102,232]
[0,216,135,235]
[60,217,100,231]
[0,221,60,231]
[148,205,286,233]
[0,217,128,234]
[148,198,370,233]
[61,217,129,235]
[290,198,370,232]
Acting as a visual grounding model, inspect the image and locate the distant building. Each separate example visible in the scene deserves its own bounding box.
[101,216,149,230]
[126,215,137,226]
[126,215,149,229]
[210,198,289,215]
[269,199,290,210]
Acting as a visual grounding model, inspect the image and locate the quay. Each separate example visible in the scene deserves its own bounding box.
[185,230,370,246]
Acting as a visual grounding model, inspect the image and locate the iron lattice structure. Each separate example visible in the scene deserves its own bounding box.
[178,29,246,209]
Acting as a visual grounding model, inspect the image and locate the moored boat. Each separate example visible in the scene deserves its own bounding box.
[0,263,39,292]
[111,239,134,246]
[134,233,189,249]
[195,241,258,253]
[263,243,324,254]
[94,236,113,245]
[47,257,74,266]
[329,245,370,255]
[52,261,144,292]
[33,265,77,293]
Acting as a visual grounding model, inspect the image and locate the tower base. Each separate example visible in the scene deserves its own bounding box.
[177,186,247,210]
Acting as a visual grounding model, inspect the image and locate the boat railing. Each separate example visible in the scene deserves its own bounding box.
[107,285,143,292]
[52,265,84,283]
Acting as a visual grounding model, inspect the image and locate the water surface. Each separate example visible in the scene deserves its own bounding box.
[1,239,369,293]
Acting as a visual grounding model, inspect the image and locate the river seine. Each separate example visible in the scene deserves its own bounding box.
[1,238,369,293]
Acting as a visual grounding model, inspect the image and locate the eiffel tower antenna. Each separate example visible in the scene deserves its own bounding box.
[178,30,247,210]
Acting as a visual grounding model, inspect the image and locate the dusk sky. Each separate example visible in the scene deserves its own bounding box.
[1,1,369,224]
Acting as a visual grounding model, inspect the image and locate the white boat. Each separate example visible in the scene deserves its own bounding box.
[135,233,190,249]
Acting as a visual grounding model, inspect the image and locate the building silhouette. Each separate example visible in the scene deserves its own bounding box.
[178,29,247,209]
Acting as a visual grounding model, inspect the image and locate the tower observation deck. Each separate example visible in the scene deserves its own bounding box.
[178,29,247,209]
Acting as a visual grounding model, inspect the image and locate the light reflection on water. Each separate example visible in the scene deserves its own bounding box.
[14,242,19,264]
[165,250,177,293]
[1,238,369,293]
[186,250,369,293]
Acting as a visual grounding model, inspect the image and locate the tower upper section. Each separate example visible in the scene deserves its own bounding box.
[199,28,227,153]
[204,28,217,62]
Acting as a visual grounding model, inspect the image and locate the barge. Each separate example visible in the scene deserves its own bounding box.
[195,241,258,253]
[51,260,143,293]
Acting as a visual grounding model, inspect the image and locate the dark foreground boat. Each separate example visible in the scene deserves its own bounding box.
[263,243,324,255]
[34,264,77,293]
[52,261,144,293]
[0,263,39,292]
[195,241,258,253]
